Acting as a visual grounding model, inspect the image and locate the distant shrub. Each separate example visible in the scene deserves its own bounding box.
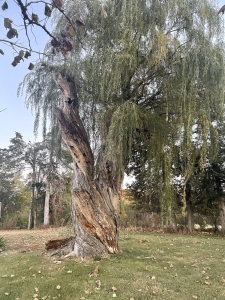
[0,237,6,250]
[2,219,17,230]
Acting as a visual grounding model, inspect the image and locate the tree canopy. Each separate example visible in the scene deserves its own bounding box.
[17,0,225,220]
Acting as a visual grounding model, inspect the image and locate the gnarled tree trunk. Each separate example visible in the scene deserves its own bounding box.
[54,70,122,258]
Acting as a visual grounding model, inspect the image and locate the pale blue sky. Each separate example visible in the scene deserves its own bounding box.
[0,1,224,148]
[0,1,51,148]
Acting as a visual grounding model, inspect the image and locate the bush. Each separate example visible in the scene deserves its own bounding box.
[0,237,6,250]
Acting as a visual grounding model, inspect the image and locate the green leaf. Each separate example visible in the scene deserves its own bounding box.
[19,50,24,58]
[4,18,12,29]
[0,49,4,55]
[1,1,8,11]
[44,4,52,17]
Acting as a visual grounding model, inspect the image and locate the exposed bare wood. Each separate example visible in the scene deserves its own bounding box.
[54,70,122,258]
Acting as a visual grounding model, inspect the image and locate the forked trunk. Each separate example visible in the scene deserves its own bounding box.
[54,70,121,258]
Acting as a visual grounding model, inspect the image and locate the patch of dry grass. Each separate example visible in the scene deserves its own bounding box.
[0,226,73,252]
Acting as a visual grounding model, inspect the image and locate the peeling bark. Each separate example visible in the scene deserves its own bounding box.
[54,70,121,258]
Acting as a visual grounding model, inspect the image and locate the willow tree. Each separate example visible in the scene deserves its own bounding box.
[19,0,225,257]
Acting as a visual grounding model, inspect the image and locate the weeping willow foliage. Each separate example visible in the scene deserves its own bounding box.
[19,0,225,220]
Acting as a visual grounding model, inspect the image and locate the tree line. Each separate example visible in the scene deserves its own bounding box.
[0,132,72,229]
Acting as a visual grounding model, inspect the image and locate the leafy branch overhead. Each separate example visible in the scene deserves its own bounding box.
[0,0,99,69]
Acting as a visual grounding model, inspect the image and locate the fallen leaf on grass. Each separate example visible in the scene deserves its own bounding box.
[80,298,85,300]
[205,281,210,285]
[35,287,39,292]
[138,240,149,243]
[96,280,101,287]
[152,291,156,296]
[90,266,98,277]
[192,296,198,299]
[11,274,15,277]
[85,290,91,294]
[164,267,167,270]
[53,260,62,264]
[138,289,142,291]
[205,276,209,280]
[33,294,38,297]
[112,294,117,297]
[130,298,134,300]
[5,293,9,295]
[221,279,225,283]
[112,287,117,291]
[151,276,156,280]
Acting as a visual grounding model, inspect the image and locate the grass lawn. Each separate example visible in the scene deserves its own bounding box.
[1,228,225,299]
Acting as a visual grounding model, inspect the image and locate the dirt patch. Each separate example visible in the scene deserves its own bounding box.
[0,227,74,253]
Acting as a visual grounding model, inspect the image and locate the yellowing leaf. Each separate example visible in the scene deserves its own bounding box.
[69,26,75,37]
[19,50,24,58]
[4,18,12,29]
